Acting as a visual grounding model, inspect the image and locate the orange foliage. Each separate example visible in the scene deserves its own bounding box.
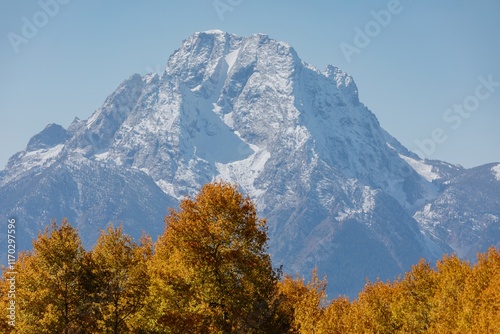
[1,182,498,333]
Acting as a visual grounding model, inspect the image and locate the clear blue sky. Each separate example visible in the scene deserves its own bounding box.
[1,0,499,168]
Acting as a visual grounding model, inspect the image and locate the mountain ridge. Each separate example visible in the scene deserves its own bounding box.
[1,30,498,297]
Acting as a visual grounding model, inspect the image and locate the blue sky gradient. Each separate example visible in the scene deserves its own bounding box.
[1,0,499,168]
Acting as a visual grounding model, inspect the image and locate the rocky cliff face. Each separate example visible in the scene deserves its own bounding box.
[1,30,498,297]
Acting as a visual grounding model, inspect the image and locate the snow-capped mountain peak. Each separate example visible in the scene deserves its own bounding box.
[1,31,498,297]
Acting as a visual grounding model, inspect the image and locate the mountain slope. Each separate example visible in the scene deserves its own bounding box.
[415,163,500,260]
[1,31,498,297]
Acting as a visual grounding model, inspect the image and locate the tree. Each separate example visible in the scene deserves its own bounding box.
[469,247,500,333]
[392,259,437,333]
[147,181,281,333]
[14,219,90,333]
[319,296,353,334]
[354,279,401,334]
[90,224,151,333]
[277,269,328,334]
[429,254,472,333]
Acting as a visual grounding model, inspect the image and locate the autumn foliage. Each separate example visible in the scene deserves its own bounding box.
[1,181,499,333]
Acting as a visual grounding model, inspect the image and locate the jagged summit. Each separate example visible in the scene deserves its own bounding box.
[1,31,498,297]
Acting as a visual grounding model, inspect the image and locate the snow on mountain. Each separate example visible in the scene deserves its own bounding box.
[414,163,500,260]
[399,155,441,182]
[492,164,500,181]
[1,30,498,297]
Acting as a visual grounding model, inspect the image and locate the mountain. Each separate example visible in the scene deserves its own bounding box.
[1,30,498,297]
[414,162,500,260]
